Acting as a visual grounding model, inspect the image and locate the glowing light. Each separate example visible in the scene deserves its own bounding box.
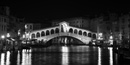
[1,35,5,39]
[109,36,113,39]
[7,33,10,37]
[1,53,5,65]
[25,25,28,29]
[108,47,113,65]
[62,46,69,65]
[98,33,103,40]
[98,47,101,65]
[62,52,69,65]
[62,46,69,53]
[23,34,25,38]
[6,51,10,65]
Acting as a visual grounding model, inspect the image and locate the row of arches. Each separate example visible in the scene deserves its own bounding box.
[69,28,96,39]
[31,28,60,38]
[31,28,96,39]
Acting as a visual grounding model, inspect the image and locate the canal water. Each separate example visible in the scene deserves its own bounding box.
[0,45,129,65]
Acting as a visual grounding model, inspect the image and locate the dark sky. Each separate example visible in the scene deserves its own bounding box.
[1,1,130,23]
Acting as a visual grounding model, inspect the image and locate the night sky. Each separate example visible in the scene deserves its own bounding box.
[1,1,130,23]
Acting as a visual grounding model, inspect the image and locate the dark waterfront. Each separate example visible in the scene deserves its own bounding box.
[0,44,129,65]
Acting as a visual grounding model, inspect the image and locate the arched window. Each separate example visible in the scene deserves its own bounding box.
[74,29,78,34]
[88,33,92,37]
[31,34,35,38]
[55,28,59,33]
[79,30,82,35]
[46,30,50,35]
[93,34,96,39]
[41,31,45,36]
[83,32,87,36]
[36,32,40,38]
[51,29,55,34]
[69,28,73,33]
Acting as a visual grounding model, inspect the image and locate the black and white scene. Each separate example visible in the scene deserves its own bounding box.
[0,1,130,65]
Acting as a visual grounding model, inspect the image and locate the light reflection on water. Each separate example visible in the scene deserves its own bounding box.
[0,46,119,65]
[98,47,101,65]
[62,46,69,65]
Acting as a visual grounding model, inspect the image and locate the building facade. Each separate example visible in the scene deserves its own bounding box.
[0,6,9,39]
[51,17,91,30]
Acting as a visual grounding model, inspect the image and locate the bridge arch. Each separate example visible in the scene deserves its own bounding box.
[55,28,59,33]
[36,32,40,38]
[92,34,96,39]
[74,29,78,34]
[88,33,92,37]
[83,31,87,36]
[46,35,84,44]
[79,30,82,35]
[46,30,50,35]
[69,28,73,33]
[31,33,35,38]
[41,31,45,36]
[51,29,55,34]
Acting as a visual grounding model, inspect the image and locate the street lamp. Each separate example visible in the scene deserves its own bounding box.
[1,35,5,39]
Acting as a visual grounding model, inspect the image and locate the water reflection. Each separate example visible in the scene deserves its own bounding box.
[22,49,32,65]
[62,46,69,65]
[108,47,113,65]
[98,47,101,65]
[0,46,120,65]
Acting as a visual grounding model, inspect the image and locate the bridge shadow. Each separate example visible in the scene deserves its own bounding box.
[30,36,88,48]
[45,36,87,46]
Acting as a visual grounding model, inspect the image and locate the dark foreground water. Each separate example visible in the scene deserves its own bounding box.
[0,45,129,65]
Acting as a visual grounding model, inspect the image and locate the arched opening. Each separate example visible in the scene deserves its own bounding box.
[83,32,87,36]
[93,34,96,39]
[36,32,40,38]
[46,30,50,35]
[69,28,73,33]
[79,30,82,35]
[51,29,55,34]
[31,34,35,38]
[46,36,85,45]
[55,28,59,33]
[88,33,92,37]
[41,31,45,36]
[74,29,78,34]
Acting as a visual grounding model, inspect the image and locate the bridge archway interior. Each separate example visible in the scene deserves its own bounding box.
[46,36,85,45]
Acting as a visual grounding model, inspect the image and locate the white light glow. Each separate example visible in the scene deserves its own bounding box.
[109,36,113,40]
[62,46,69,65]
[22,49,32,65]
[7,33,10,37]
[6,51,10,65]
[108,47,113,65]
[23,34,25,38]
[1,35,5,39]
[98,47,101,65]
[1,53,5,65]
[62,46,69,53]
